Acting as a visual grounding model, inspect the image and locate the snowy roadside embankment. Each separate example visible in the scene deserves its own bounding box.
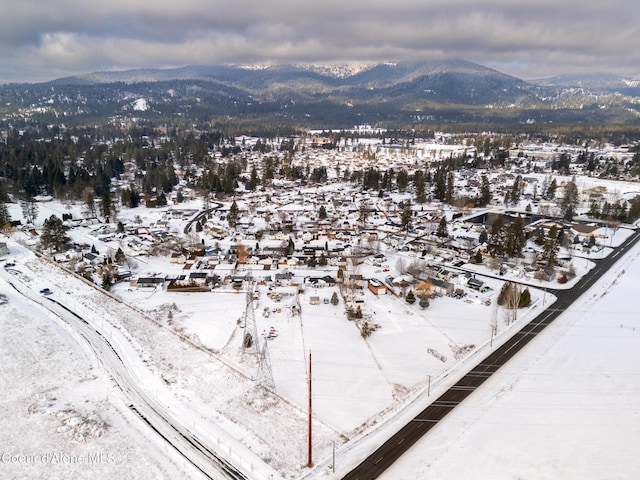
[0,271,188,480]
[11,248,337,479]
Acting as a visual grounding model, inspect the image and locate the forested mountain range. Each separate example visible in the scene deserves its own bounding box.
[1,59,640,129]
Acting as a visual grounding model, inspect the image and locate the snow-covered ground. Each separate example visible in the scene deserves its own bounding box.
[0,261,190,479]
[380,230,640,479]
[2,195,638,479]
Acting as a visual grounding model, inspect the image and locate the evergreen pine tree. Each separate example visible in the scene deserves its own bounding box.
[405,290,416,304]
[40,215,69,252]
[330,292,339,306]
[546,178,558,199]
[228,200,239,229]
[497,282,511,306]
[445,172,455,204]
[487,215,505,257]
[115,247,126,265]
[542,225,560,267]
[478,175,491,206]
[479,228,488,244]
[436,217,448,237]
[100,191,112,222]
[414,170,427,204]
[518,288,531,308]
[156,192,167,207]
[401,200,413,231]
[102,271,113,291]
[85,191,96,217]
[560,178,579,221]
[0,202,11,229]
[510,175,522,206]
[506,214,525,257]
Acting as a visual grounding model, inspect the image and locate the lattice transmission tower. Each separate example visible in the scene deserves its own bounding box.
[241,278,275,389]
[256,336,275,389]
[241,280,260,354]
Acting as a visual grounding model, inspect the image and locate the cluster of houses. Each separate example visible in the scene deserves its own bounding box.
[21,133,630,309]
[44,191,607,310]
[112,197,611,313]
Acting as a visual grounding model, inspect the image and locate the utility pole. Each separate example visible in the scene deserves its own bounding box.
[428,374,431,397]
[332,441,335,474]
[307,351,313,468]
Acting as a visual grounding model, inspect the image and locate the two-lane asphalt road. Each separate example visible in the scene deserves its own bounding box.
[343,228,640,480]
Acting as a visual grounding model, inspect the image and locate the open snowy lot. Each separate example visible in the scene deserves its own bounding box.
[0,265,188,480]
[380,231,640,479]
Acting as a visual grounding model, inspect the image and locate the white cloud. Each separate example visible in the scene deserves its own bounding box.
[1,0,639,82]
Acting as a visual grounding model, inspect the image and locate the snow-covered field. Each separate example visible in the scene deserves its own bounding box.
[0,245,334,478]
[0,263,188,480]
[381,229,640,479]
[2,194,638,479]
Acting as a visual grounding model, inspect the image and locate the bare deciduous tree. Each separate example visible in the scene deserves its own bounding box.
[406,259,426,280]
[395,257,409,276]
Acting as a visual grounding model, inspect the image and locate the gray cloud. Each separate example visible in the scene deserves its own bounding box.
[1,0,639,83]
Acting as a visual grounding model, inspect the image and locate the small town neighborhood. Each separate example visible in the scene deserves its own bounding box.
[1,130,639,479]
[3,1,640,476]
[7,132,635,294]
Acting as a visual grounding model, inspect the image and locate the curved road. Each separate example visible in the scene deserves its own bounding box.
[0,264,256,480]
[343,228,640,479]
[184,204,223,234]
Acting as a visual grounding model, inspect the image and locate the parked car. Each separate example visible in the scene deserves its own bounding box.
[39,288,53,295]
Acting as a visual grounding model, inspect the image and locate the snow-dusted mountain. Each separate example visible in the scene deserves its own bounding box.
[2,60,640,127]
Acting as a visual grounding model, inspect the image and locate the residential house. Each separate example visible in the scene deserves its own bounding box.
[467,277,484,290]
[170,252,187,264]
[307,275,337,287]
[188,272,209,286]
[83,252,105,266]
[569,223,601,243]
[368,278,388,295]
[136,276,166,289]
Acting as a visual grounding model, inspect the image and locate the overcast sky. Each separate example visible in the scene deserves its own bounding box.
[1,0,639,84]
